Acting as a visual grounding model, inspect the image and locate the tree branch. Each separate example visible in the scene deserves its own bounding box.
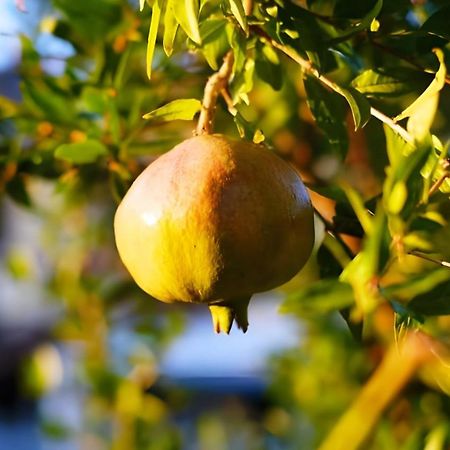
[319,331,434,450]
[196,52,234,135]
[258,30,415,144]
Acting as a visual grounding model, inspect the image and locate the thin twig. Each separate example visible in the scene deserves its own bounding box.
[428,173,449,197]
[254,27,416,144]
[220,88,237,115]
[408,250,450,268]
[196,52,234,135]
[369,107,414,144]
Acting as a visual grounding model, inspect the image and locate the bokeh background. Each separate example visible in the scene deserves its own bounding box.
[1,1,449,449]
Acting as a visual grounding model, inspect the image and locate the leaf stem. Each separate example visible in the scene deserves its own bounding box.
[196,52,234,135]
[257,29,415,144]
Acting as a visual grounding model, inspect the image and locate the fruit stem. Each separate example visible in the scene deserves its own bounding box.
[196,51,234,135]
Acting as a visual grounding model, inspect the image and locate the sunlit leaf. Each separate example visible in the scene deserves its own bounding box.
[383,124,413,167]
[394,49,446,127]
[230,58,255,105]
[382,137,432,219]
[233,110,255,140]
[55,140,108,164]
[163,0,179,57]
[340,87,371,130]
[146,0,162,79]
[200,19,228,70]
[173,0,201,44]
[340,204,389,313]
[340,183,373,234]
[352,69,421,97]
[386,181,407,215]
[229,0,248,34]
[226,24,247,75]
[253,129,265,144]
[383,269,450,303]
[142,98,201,121]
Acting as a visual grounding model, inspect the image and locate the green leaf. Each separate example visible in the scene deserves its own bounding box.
[228,0,248,34]
[362,205,389,276]
[383,269,450,303]
[281,279,354,316]
[233,111,255,140]
[163,0,179,57]
[52,0,121,41]
[55,140,109,164]
[394,49,446,123]
[200,20,228,70]
[383,124,413,167]
[340,87,371,130]
[146,0,162,79]
[304,77,349,158]
[226,24,247,75]
[330,0,383,42]
[386,181,407,215]
[142,98,201,121]
[21,79,74,124]
[173,0,201,44]
[230,58,255,105]
[255,43,283,91]
[421,5,450,41]
[351,69,421,97]
[339,208,389,314]
[408,279,450,315]
[382,137,431,220]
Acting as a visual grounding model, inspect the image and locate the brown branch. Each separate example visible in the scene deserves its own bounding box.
[196,52,234,135]
[220,88,237,116]
[253,28,415,144]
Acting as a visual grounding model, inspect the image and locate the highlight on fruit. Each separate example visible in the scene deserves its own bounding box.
[114,134,314,333]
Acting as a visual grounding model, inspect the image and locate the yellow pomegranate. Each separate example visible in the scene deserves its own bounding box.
[114,134,314,333]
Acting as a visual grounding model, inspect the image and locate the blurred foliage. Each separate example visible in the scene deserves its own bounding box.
[1,0,450,449]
